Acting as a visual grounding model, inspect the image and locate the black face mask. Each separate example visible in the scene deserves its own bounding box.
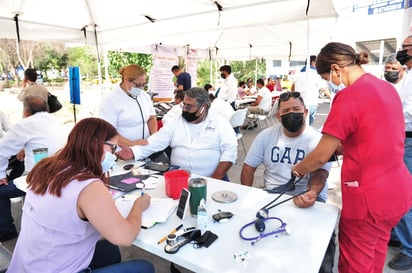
[182,109,199,122]
[384,70,400,83]
[396,49,412,66]
[220,73,226,79]
[280,112,304,133]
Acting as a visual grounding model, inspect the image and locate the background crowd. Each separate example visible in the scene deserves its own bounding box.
[0,38,412,273]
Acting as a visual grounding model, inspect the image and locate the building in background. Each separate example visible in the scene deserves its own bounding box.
[266,0,412,80]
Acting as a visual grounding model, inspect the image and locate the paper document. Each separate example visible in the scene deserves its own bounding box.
[115,195,177,228]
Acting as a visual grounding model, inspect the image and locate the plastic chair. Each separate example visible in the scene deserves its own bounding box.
[230,108,248,154]
[248,103,278,129]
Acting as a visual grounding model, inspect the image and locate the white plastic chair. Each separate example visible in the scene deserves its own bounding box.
[247,103,278,129]
[0,243,11,273]
[230,108,248,154]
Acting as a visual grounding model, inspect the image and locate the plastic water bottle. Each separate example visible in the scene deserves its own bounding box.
[197,198,208,233]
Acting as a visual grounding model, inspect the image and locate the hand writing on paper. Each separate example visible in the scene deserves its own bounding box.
[293,190,317,208]
[134,193,151,211]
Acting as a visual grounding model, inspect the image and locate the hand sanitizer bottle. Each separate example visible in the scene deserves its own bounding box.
[197,198,207,233]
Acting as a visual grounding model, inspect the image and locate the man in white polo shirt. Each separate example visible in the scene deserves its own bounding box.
[243,78,272,129]
[0,96,67,242]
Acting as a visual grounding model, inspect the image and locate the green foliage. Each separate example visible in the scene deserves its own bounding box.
[66,46,97,78]
[197,60,216,87]
[107,51,152,79]
[1,38,266,86]
[196,59,266,88]
[34,46,68,72]
[34,47,153,81]
[230,59,266,82]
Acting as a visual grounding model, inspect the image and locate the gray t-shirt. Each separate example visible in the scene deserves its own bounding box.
[245,124,331,201]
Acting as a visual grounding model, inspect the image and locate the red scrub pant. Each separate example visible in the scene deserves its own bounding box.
[338,212,401,273]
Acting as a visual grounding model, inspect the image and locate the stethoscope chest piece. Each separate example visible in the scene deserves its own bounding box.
[239,217,289,245]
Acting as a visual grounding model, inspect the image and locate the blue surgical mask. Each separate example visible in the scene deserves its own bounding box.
[128,87,143,98]
[328,70,345,94]
[101,151,117,173]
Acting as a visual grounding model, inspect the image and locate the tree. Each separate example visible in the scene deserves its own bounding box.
[0,38,266,89]
[0,39,68,81]
[66,46,96,79]
[230,59,266,83]
[196,59,216,88]
[196,58,266,88]
[35,46,68,79]
[107,51,152,79]
[0,40,26,85]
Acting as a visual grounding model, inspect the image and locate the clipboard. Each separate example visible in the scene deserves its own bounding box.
[109,172,150,192]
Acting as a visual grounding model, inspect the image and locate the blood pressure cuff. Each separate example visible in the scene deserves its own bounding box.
[195,231,218,248]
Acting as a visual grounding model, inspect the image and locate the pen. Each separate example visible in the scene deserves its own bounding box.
[157,224,183,244]
[184,227,196,231]
[141,182,146,196]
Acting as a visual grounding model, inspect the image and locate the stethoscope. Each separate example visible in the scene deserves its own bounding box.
[239,173,307,245]
[129,93,145,139]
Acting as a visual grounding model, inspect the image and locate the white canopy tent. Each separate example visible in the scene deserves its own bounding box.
[0,0,338,61]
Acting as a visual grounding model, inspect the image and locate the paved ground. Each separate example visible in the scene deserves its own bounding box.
[0,88,401,272]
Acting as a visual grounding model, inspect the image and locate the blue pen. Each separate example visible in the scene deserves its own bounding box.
[141,183,146,196]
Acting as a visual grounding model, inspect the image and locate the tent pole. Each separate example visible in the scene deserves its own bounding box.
[255,58,258,84]
[210,58,213,85]
[97,59,102,90]
[378,40,384,69]
[305,19,310,72]
[103,47,110,92]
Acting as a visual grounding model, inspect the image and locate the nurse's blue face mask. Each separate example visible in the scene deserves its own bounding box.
[328,70,345,94]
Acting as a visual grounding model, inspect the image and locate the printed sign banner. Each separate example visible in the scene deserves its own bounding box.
[149,45,178,99]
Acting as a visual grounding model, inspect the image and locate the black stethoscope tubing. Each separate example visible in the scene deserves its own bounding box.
[261,175,304,212]
[239,174,307,244]
[132,95,145,139]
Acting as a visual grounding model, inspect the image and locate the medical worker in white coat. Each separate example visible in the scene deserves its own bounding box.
[117,87,237,181]
[99,64,158,147]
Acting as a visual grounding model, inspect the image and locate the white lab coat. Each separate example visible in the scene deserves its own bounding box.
[131,109,237,177]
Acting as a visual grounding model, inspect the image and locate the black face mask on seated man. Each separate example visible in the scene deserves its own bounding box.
[182,107,203,122]
[384,70,400,83]
[281,112,304,133]
[396,49,412,66]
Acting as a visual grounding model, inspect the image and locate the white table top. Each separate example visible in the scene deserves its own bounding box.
[123,162,339,273]
[235,98,256,109]
[15,161,339,273]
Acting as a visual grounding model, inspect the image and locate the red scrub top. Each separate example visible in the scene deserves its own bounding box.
[322,73,412,220]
